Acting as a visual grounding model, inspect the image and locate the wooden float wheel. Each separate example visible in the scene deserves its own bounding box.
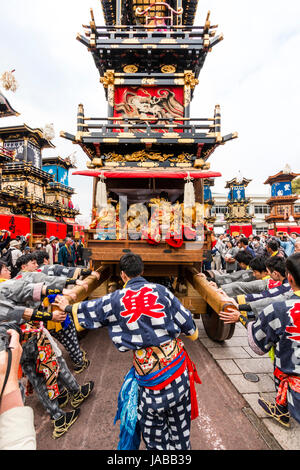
[201,303,235,342]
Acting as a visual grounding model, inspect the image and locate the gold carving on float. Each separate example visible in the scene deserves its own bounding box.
[201,145,217,160]
[169,153,193,163]
[184,71,199,89]
[161,65,176,73]
[91,158,103,167]
[100,70,115,88]
[104,150,174,163]
[123,65,139,73]
[194,158,210,169]
[103,150,194,165]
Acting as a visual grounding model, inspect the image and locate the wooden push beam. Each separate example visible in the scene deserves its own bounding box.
[62,265,111,304]
[185,266,238,315]
[185,266,236,341]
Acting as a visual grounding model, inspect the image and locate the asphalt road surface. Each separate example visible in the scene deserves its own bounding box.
[26,323,272,451]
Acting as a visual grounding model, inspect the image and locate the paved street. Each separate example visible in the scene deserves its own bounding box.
[199,319,300,450]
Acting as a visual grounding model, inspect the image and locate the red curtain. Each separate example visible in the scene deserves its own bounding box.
[46,222,67,240]
[230,225,253,237]
[0,215,30,237]
[269,226,300,236]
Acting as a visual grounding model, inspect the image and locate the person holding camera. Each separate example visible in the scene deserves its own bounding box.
[0,329,36,450]
[0,272,94,439]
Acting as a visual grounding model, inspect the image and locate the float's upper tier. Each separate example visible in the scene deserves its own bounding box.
[99,0,200,26]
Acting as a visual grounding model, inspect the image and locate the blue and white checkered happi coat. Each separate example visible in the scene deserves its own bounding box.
[75,276,197,352]
[248,293,300,423]
[244,279,291,303]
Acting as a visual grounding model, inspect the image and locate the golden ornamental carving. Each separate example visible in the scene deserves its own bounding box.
[194,158,210,170]
[91,157,103,167]
[184,71,199,89]
[104,150,174,163]
[100,70,115,88]
[161,65,176,73]
[103,150,197,165]
[123,65,138,73]
[169,153,193,163]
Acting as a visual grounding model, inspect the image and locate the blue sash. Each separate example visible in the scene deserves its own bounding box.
[135,350,186,388]
[114,367,141,450]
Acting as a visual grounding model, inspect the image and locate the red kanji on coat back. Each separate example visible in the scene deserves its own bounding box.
[120,286,165,324]
[267,279,281,289]
[286,303,300,342]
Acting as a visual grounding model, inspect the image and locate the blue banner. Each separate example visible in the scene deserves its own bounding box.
[228,185,245,201]
[43,165,57,179]
[271,181,292,197]
[42,165,69,186]
[204,185,212,201]
[57,166,68,186]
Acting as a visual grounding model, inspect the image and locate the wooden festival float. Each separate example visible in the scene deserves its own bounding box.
[225,173,253,238]
[61,1,239,341]
[0,73,80,243]
[264,164,300,236]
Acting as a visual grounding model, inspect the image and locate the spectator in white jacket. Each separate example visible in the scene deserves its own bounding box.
[9,240,23,267]
[42,238,54,264]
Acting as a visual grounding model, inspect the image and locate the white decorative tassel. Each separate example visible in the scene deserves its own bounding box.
[96,172,108,210]
[0,70,18,92]
[184,172,195,208]
[43,123,55,141]
[67,151,77,167]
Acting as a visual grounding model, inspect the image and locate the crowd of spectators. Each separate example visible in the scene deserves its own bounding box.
[0,230,85,276]
[208,231,300,273]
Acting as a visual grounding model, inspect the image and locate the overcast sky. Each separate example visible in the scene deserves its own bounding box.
[1,0,299,223]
